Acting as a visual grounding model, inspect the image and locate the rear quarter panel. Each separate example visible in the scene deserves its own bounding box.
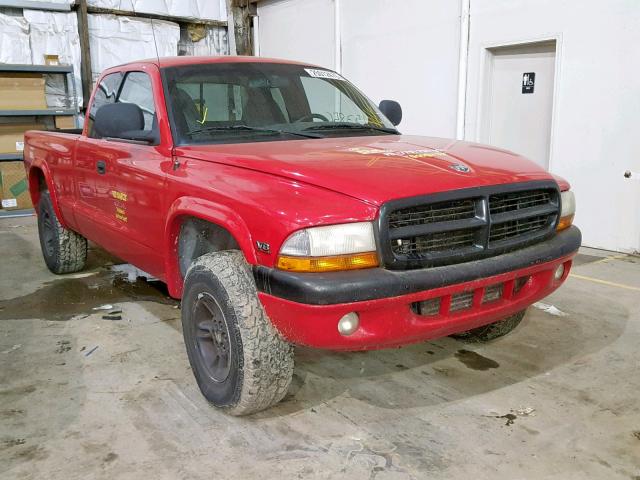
[24,130,81,228]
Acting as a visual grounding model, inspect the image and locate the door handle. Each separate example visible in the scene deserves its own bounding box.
[96,160,106,175]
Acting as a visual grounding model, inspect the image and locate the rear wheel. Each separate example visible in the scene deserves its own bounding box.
[37,190,87,274]
[181,250,294,416]
[452,309,526,342]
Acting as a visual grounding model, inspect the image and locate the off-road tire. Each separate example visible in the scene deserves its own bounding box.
[37,190,87,274]
[452,309,527,343]
[181,250,294,416]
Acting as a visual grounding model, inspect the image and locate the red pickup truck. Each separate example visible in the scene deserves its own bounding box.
[24,56,580,415]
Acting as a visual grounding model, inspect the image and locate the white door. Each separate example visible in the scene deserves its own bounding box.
[480,41,556,169]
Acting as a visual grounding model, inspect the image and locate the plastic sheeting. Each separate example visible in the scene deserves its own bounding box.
[23,10,82,108]
[1,5,229,108]
[0,14,30,64]
[87,0,227,22]
[87,14,180,83]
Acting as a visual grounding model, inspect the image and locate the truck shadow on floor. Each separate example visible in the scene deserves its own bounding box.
[255,285,629,416]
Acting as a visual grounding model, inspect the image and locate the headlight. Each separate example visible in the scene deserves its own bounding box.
[557,190,575,231]
[277,222,379,272]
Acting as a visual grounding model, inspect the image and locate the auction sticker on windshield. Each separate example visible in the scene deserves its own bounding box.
[304,68,344,81]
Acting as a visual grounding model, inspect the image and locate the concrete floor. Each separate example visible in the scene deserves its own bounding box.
[1,216,639,480]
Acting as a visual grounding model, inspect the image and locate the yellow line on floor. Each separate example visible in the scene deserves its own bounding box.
[569,273,640,292]
[589,254,629,265]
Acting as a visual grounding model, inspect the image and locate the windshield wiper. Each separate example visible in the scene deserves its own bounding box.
[188,124,322,139]
[303,123,399,135]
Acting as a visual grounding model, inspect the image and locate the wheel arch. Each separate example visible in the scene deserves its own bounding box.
[164,196,257,298]
[28,165,68,227]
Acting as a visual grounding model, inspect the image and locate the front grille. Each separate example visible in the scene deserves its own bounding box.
[379,182,560,269]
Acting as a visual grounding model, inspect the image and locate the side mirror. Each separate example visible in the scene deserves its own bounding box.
[378,100,402,126]
[94,102,153,142]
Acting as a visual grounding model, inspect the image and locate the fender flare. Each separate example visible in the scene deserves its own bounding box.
[163,196,257,298]
[28,164,69,228]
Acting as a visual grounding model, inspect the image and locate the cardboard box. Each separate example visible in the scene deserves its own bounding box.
[54,116,75,129]
[44,54,60,66]
[0,123,45,154]
[0,73,47,110]
[0,161,31,210]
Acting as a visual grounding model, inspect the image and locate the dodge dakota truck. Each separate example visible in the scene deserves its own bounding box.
[24,56,580,415]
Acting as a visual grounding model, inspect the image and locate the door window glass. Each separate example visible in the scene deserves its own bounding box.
[118,72,156,131]
[87,72,123,138]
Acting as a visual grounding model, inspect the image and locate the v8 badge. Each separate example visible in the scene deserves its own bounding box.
[256,241,271,253]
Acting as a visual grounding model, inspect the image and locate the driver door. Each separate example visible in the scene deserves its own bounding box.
[74,69,168,276]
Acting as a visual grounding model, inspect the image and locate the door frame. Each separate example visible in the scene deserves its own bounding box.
[473,34,563,172]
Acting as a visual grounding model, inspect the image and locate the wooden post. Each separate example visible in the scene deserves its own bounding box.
[75,0,93,112]
[227,0,255,56]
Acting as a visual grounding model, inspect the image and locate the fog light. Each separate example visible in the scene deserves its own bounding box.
[554,264,565,281]
[338,312,359,336]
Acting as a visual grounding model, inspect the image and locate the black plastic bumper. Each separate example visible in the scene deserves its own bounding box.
[253,226,581,306]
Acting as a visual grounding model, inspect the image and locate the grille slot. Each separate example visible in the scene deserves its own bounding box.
[490,190,552,214]
[513,276,530,294]
[381,183,560,269]
[450,291,474,312]
[392,228,478,255]
[389,199,476,229]
[490,215,550,244]
[482,283,504,304]
[413,297,441,316]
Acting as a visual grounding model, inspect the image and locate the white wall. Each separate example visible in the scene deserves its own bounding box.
[257,0,461,137]
[340,0,461,137]
[257,0,335,69]
[464,0,640,253]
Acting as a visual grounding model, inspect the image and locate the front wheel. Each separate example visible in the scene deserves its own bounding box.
[181,250,294,416]
[452,309,527,343]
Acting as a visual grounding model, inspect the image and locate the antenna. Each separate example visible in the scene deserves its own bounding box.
[150,18,161,64]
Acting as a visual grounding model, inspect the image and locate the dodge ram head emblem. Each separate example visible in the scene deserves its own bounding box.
[449,163,471,173]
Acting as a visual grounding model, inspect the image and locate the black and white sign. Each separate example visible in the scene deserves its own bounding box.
[522,72,535,94]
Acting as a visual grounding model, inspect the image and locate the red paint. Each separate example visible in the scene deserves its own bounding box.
[23,56,576,350]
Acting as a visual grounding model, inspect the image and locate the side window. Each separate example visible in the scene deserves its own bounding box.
[118,72,156,131]
[88,72,123,138]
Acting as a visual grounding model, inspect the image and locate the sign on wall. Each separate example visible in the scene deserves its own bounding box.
[522,72,535,94]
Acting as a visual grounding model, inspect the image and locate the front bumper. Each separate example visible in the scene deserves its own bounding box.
[254,226,581,350]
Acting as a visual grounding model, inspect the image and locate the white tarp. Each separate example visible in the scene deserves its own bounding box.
[87,0,227,22]
[23,10,82,108]
[0,14,31,64]
[87,14,180,83]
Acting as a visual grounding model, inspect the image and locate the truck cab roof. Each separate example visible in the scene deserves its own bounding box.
[111,55,314,71]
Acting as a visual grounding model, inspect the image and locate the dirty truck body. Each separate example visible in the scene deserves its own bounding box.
[24,56,580,415]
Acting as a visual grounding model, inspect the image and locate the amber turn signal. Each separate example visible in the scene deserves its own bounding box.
[276,252,379,272]
[557,214,574,232]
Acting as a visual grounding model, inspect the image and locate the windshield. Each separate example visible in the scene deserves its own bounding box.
[162,62,399,145]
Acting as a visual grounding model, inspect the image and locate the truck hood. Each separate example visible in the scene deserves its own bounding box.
[176,135,556,206]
